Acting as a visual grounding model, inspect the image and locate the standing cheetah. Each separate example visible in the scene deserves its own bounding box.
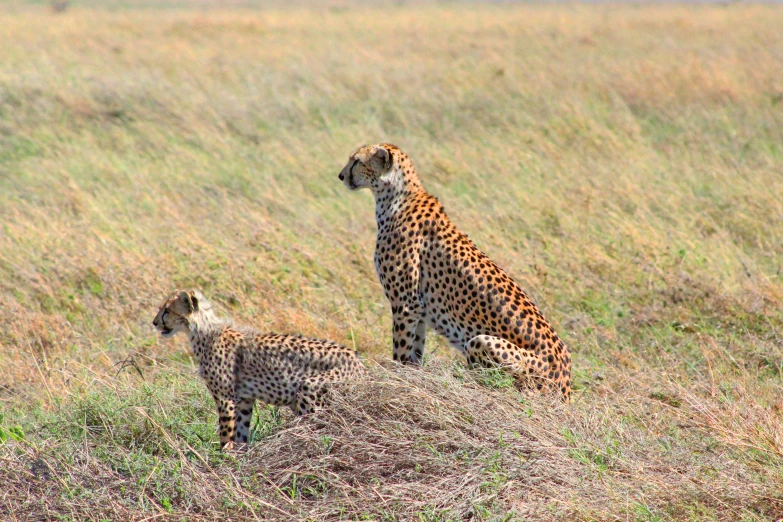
[338,144,571,401]
[152,290,367,449]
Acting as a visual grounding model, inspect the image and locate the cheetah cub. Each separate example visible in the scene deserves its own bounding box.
[152,290,366,450]
[339,143,571,401]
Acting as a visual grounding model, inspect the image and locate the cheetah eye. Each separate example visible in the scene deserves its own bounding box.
[349,158,360,176]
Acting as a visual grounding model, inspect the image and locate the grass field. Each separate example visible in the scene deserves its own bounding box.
[1,2,783,520]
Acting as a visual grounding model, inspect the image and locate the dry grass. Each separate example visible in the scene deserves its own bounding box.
[1,1,782,520]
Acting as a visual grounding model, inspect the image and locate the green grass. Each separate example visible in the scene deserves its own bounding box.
[1,1,783,520]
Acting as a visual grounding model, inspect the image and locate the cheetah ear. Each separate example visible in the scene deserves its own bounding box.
[189,291,200,312]
[374,147,392,172]
[178,290,195,313]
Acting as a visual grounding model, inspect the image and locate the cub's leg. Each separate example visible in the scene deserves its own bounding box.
[214,397,237,450]
[464,335,551,393]
[234,398,256,445]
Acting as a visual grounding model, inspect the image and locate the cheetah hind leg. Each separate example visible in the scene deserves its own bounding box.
[464,335,551,395]
[234,398,256,446]
[294,368,348,416]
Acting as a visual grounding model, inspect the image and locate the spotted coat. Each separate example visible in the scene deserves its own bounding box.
[152,290,366,450]
[339,144,571,401]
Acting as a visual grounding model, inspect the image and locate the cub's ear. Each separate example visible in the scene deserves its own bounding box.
[178,290,195,313]
[374,147,392,171]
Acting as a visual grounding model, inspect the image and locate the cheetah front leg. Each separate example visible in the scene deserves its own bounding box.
[465,335,552,394]
[215,398,238,450]
[377,233,425,365]
[234,398,256,445]
[392,307,426,365]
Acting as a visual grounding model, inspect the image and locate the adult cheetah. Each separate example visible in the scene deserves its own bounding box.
[338,143,571,401]
[152,290,367,449]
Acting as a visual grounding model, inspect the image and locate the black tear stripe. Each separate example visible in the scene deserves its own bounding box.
[349,158,359,185]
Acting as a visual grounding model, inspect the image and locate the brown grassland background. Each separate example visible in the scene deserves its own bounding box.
[1,1,782,520]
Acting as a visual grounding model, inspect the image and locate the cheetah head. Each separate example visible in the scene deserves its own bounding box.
[152,290,203,338]
[338,143,399,193]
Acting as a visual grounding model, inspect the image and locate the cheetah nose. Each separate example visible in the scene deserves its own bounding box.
[152,318,158,327]
[338,172,344,181]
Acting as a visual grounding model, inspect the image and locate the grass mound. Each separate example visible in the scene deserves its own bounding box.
[247,362,565,520]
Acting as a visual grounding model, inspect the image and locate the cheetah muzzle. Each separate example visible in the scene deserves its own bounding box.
[338,158,361,190]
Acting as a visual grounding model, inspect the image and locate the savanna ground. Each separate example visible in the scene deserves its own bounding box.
[1,1,782,520]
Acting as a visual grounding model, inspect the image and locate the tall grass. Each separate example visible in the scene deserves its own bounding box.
[1,3,782,520]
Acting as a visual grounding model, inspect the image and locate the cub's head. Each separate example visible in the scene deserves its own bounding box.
[152,290,203,337]
[339,143,402,193]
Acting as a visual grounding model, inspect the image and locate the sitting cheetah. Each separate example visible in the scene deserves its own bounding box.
[338,144,571,401]
[152,290,366,449]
